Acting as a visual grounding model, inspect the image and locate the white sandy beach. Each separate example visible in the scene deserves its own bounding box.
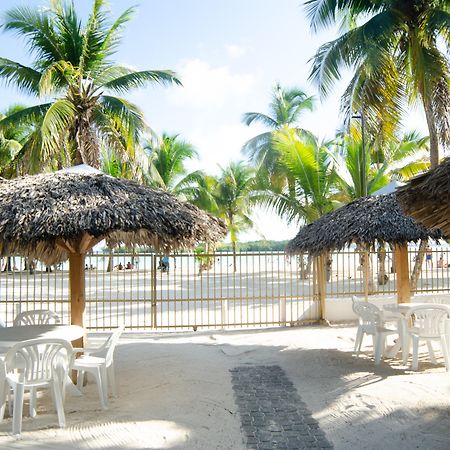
[0,324,449,449]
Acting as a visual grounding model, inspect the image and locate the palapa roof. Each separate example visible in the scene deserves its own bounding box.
[397,158,450,234]
[286,193,443,256]
[0,172,227,264]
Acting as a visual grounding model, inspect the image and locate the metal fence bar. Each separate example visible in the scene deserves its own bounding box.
[2,246,450,330]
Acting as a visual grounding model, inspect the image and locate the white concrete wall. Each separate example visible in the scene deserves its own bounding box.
[325,293,450,322]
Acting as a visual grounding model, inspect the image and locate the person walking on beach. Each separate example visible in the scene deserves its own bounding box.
[425,246,433,269]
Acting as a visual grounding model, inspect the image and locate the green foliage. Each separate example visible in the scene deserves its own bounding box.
[214,240,289,252]
[0,0,181,173]
[143,133,198,197]
[306,0,450,166]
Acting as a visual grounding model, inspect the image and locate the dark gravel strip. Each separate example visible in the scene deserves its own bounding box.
[230,365,333,450]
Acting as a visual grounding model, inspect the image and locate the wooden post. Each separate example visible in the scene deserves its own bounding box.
[69,252,86,348]
[394,244,411,304]
[316,254,327,321]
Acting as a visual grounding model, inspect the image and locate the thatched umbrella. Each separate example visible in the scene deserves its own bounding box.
[0,171,227,336]
[286,194,443,308]
[396,158,450,233]
[286,194,442,256]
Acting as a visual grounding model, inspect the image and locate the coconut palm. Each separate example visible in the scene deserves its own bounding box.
[331,129,429,203]
[0,104,36,177]
[241,83,314,177]
[306,0,450,168]
[213,162,257,271]
[0,0,181,172]
[143,133,200,198]
[255,129,337,226]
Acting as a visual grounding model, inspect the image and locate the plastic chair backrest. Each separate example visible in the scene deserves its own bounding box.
[104,325,125,367]
[352,299,382,328]
[406,305,450,338]
[13,310,61,327]
[5,338,73,384]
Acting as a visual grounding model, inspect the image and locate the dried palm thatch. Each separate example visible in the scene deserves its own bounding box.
[397,158,450,234]
[0,172,227,265]
[286,193,442,256]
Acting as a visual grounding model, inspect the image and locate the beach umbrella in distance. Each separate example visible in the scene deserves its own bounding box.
[396,158,450,234]
[0,171,227,336]
[286,193,443,305]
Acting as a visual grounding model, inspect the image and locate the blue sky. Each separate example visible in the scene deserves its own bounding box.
[0,0,427,241]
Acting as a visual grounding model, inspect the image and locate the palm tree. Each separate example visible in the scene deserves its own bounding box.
[253,128,337,279]
[330,128,429,286]
[0,104,31,176]
[331,129,429,203]
[0,0,181,172]
[213,162,257,272]
[143,133,200,198]
[306,0,449,168]
[256,129,336,226]
[241,83,314,177]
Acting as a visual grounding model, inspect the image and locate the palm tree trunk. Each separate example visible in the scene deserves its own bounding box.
[423,97,439,169]
[232,240,237,273]
[377,245,388,285]
[410,240,427,292]
[107,248,113,272]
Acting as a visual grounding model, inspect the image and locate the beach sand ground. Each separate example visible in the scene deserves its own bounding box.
[0,324,449,449]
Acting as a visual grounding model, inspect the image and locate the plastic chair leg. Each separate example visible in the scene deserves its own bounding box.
[427,340,437,364]
[374,333,384,365]
[440,335,450,371]
[0,380,7,422]
[51,381,66,428]
[107,364,116,397]
[29,387,37,417]
[12,383,24,435]
[100,365,108,406]
[354,327,363,355]
[411,336,420,371]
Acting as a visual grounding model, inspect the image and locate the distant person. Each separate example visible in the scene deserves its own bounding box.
[437,255,448,269]
[118,262,123,270]
[161,255,169,272]
[425,246,433,269]
[126,261,134,270]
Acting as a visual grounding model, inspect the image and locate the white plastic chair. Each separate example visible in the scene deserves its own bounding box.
[405,305,450,371]
[71,325,125,409]
[13,309,61,326]
[352,297,401,364]
[4,338,73,435]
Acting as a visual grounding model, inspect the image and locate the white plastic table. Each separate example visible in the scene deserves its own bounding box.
[0,325,85,398]
[383,303,450,364]
[0,324,85,347]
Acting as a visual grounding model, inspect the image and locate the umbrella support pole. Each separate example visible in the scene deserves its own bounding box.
[69,252,86,347]
[394,244,411,303]
[316,255,326,321]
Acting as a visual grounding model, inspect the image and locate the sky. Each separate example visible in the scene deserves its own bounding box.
[0,0,428,242]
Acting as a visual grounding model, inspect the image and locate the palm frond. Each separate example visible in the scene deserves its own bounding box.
[0,103,50,129]
[0,58,42,95]
[102,70,181,93]
[40,99,76,160]
[241,112,278,128]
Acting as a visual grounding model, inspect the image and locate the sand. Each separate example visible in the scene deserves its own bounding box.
[0,325,450,449]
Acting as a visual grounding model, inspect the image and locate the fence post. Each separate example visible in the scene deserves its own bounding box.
[151,254,157,329]
[221,299,228,329]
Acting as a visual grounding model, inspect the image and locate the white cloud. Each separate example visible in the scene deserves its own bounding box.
[184,122,265,174]
[168,59,256,109]
[225,44,246,58]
